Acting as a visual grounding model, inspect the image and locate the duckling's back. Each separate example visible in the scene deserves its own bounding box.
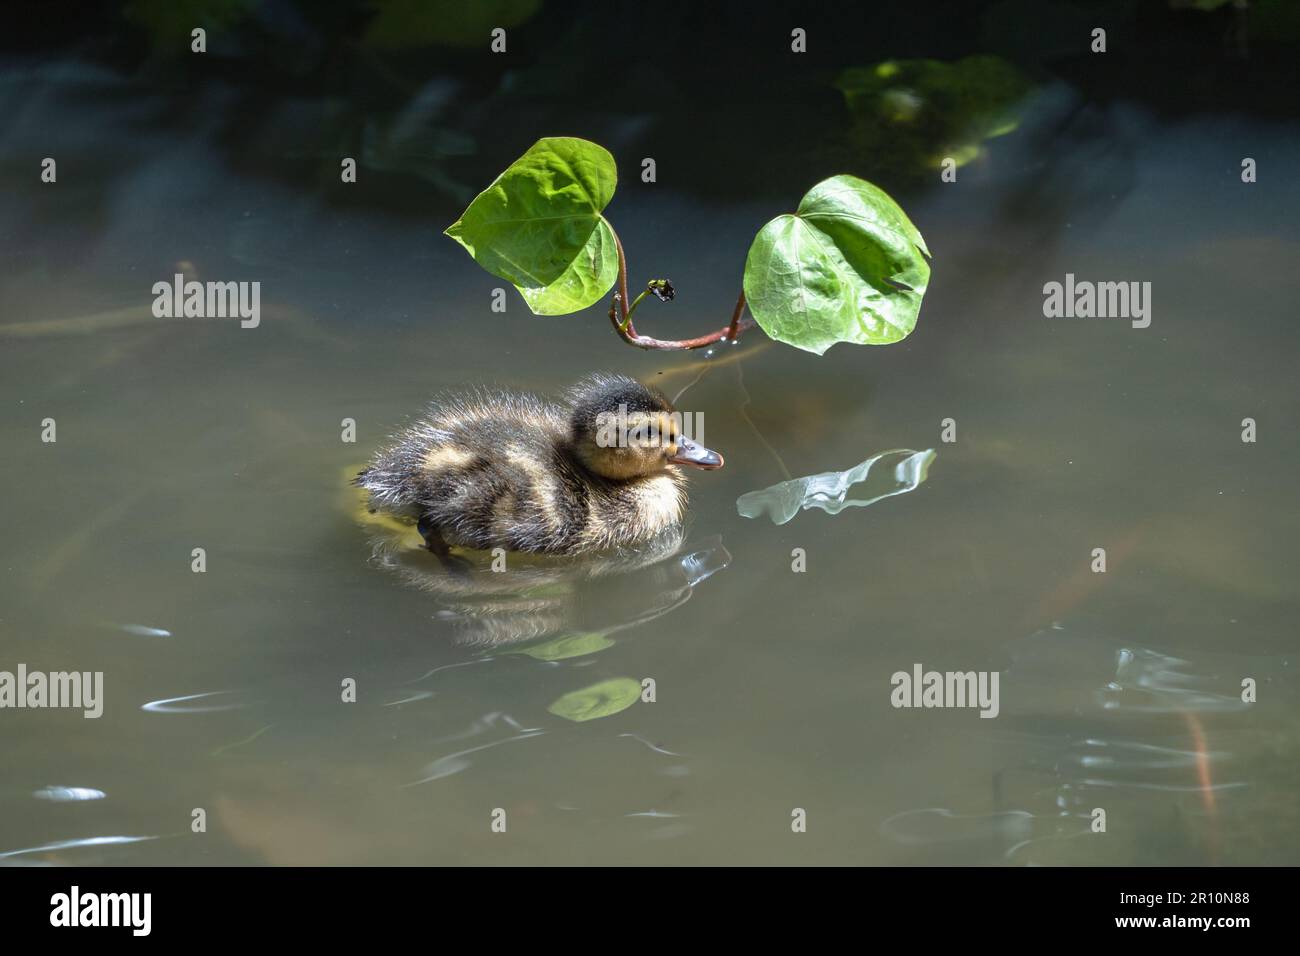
[358,389,663,555]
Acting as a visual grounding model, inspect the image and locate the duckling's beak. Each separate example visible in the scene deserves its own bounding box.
[669,436,724,470]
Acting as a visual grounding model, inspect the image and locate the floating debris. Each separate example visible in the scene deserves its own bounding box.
[32,786,106,803]
[112,624,172,638]
[141,691,246,714]
[210,725,275,757]
[0,835,157,859]
[619,733,681,757]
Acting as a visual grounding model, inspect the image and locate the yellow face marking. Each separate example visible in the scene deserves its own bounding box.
[658,413,678,440]
[622,412,654,448]
[659,413,679,458]
[585,446,641,481]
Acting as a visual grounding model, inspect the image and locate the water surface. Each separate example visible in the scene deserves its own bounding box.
[2,31,1298,865]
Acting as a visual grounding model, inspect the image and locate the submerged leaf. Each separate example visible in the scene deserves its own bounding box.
[445,137,618,315]
[124,0,253,48]
[516,632,615,661]
[836,56,1032,179]
[365,0,541,49]
[742,175,931,354]
[736,448,935,525]
[547,678,641,722]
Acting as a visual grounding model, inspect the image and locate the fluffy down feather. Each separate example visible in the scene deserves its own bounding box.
[356,376,693,556]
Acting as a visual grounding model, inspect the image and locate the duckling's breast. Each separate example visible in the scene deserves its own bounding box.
[627,472,687,535]
[582,470,686,552]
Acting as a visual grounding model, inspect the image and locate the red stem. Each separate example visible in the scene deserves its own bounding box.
[606,225,755,351]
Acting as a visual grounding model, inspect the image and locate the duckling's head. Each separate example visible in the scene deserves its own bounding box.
[567,374,724,481]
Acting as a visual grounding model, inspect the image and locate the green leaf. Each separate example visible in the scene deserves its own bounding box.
[516,219,620,315]
[742,175,931,354]
[514,631,615,662]
[547,678,641,722]
[445,137,619,315]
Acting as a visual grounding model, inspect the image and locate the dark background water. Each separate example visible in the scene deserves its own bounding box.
[1,0,1297,864]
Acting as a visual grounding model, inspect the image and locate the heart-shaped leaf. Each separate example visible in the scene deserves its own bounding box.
[742,175,931,354]
[445,137,619,315]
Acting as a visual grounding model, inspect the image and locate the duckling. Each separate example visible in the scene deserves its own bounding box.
[355,374,723,557]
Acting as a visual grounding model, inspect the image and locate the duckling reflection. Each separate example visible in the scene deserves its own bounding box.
[355,479,729,648]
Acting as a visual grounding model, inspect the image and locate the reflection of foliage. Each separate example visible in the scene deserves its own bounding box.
[124,0,255,48]
[364,0,542,50]
[1250,0,1300,39]
[836,56,1032,177]
[736,448,935,525]
[359,116,478,203]
[1208,0,1300,43]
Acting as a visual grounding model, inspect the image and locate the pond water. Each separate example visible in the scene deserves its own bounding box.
[2,16,1298,866]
